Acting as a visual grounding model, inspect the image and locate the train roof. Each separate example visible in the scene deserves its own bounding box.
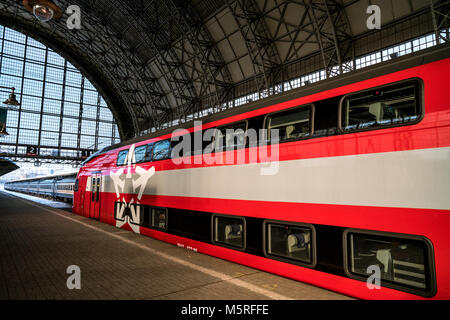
[83,43,450,165]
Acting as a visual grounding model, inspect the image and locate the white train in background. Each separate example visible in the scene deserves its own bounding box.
[4,172,78,203]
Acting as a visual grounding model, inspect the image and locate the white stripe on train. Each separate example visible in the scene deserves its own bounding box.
[89,147,450,211]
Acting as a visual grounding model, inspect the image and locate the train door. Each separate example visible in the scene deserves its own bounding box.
[89,172,101,220]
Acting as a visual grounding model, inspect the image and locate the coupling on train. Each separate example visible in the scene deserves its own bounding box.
[6,45,450,299]
[4,172,77,203]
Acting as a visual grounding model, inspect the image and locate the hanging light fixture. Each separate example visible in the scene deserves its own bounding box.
[0,86,19,137]
[2,87,20,107]
[33,4,54,22]
[0,123,9,136]
[23,0,62,22]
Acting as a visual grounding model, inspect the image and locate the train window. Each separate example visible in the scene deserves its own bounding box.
[212,214,246,250]
[266,105,313,143]
[116,149,129,166]
[264,221,316,266]
[133,145,147,163]
[341,79,422,132]
[214,121,247,151]
[344,229,436,297]
[145,143,154,162]
[152,140,171,161]
[151,207,168,230]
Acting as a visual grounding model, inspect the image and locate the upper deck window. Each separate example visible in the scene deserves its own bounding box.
[266,105,313,142]
[341,79,422,132]
[152,140,171,161]
[133,145,147,163]
[145,143,154,162]
[134,143,154,163]
[116,149,128,166]
[214,121,247,151]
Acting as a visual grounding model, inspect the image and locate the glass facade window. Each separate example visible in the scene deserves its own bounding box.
[0,26,120,159]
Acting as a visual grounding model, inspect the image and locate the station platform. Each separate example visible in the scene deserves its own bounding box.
[0,189,352,300]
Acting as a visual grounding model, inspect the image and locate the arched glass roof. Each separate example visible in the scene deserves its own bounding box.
[0,25,121,164]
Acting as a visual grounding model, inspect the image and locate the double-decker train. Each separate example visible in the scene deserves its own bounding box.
[5,172,77,203]
[21,44,450,299]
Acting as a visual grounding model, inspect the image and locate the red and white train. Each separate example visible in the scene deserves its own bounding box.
[72,44,450,300]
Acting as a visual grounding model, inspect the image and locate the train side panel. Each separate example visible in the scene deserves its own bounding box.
[73,55,450,299]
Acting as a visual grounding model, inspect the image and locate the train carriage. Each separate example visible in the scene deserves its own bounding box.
[5,172,77,203]
[53,175,76,202]
[72,44,449,299]
[38,178,54,198]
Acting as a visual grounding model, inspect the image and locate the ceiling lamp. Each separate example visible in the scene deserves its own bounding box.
[23,0,62,22]
[2,88,20,107]
[0,124,9,136]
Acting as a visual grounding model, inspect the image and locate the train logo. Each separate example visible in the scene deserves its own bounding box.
[110,143,156,233]
[114,198,142,233]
